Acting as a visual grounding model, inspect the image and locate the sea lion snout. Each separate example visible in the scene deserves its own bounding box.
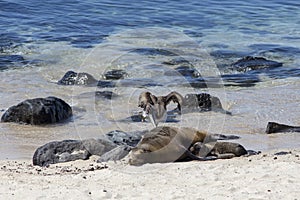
[127,148,148,166]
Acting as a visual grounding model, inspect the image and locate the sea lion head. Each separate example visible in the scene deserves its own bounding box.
[127,147,152,166]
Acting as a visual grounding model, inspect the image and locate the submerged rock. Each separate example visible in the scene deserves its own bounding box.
[230,56,282,72]
[162,57,192,66]
[103,69,127,80]
[0,55,25,70]
[77,91,118,100]
[164,66,201,78]
[131,48,177,56]
[1,96,72,125]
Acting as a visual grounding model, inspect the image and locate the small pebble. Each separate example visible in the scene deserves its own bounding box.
[274,151,290,156]
[88,167,94,171]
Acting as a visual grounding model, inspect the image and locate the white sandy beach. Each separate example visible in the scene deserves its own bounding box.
[0,148,299,200]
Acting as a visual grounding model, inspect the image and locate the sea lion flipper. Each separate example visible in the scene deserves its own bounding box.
[215,153,236,159]
[245,150,261,156]
[177,144,213,161]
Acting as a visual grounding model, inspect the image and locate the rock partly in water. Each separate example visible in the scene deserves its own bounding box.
[162,57,192,66]
[1,96,72,125]
[58,70,98,85]
[230,56,283,72]
[103,69,127,80]
[182,93,231,115]
[164,66,201,79]
[265,122,300,134]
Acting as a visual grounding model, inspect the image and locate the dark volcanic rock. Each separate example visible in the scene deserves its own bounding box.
[95,91,118,99]
[105,130,145,147]
[82,138,117,156]
[131,48,177,56]
[230,56,282,72]
[164,66,201,78]
[32,130,146,166]
[266,122,300,134]
[103,69,127,80]
[97,145,132,163]
[33,140,90,167]
[182,93,231,115]
[1,96,72,125]
[33,138,118,167]
[0,54,41,71]
[162,57,191,66]
[58,70,98,85]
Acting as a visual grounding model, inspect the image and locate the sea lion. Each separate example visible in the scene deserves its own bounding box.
[138,91,183,126]
[190,141,248,159]
[127,126,217,165]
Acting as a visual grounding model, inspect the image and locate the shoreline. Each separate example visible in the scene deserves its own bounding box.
[1,148,299,199]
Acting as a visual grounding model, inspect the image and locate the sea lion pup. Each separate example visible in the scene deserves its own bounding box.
[138,91,183,126]
[127,126,216,165]
[190,141,248,160]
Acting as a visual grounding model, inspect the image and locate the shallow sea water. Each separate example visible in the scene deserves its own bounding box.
[0,0,300,159]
